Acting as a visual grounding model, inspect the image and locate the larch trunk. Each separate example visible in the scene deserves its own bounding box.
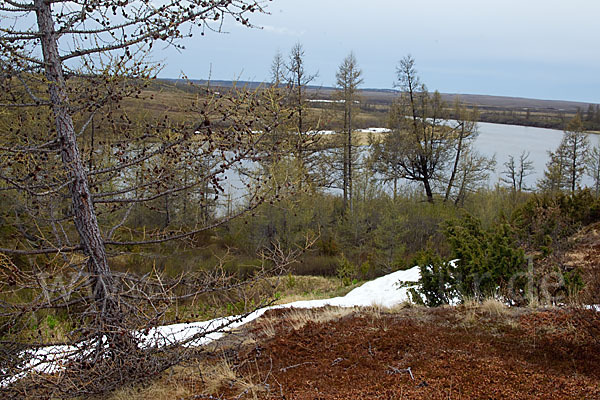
[35,0,114,309]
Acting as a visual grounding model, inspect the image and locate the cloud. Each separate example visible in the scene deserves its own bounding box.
[260,24,305,37]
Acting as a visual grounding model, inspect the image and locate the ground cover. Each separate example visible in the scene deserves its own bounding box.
[107,303,600,400]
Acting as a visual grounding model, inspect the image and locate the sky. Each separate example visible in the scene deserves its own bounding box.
[156,0,600,103]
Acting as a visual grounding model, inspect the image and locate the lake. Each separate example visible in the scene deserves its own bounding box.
[221,122,600,206]
[474,122,600,188]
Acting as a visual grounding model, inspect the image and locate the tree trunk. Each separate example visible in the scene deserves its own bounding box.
[571,142,577,193]
[454,170,467,206]
[164,193,171,228]
[423,178,434,203]
[342,104,348,210]
[596,166,600,197]
[518,164,523,192]
[348,98,353,212]
[444,122,464,202]
[35,0,114,310]
[297,79,303,135]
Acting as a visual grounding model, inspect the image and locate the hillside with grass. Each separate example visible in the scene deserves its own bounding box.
[2,3,600,397]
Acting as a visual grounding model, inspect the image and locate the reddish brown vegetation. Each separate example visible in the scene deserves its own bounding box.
[212,307,600,399]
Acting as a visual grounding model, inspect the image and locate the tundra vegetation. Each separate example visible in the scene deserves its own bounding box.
[0,0,599,397]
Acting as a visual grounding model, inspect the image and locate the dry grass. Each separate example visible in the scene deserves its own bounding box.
[257,315,278,338]
[106,353,268,400]
[480,298,508,317]
[457,297,516,329]
[384,301,419,313]
[283,307,356,331]
[459,307,479,328]
[255,302,422,339]
[106,364,198,400]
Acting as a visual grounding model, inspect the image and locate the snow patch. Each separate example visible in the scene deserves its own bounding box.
[308,130,336,135]
[139,266,421,346]
[1,267,420,386]
[359,127,392,134]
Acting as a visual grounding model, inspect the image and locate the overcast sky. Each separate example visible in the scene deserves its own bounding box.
[156,0,600,103]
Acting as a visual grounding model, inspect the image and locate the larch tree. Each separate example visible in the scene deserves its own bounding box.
[286,43,317,147]
[1,0,270,310]
[387,55,453,203]
[587,144,600,197]
[502,151,535,193]
[0,0,314,395]
[335,52,363,211]
[443,99,479,202]
[539,113,589,193]
[283,42,323,186]
[563,113,589,193]
[539,145,569,192]
[270,49,286,86]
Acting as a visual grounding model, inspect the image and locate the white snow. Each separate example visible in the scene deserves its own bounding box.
[1,267,420,386]
[136,266,421,347]
[7,262,598,387]
[308,99,341,103]
[308,130,336,135]
[308,99,359,104]
[308,127,393,136]
[359,127,392,134]
[282,266,420,309]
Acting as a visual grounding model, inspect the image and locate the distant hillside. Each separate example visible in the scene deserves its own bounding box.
[159,78,596,112]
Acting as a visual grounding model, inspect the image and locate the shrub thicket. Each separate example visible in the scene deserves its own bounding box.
[417,213,526,306]
[416,191,600,307]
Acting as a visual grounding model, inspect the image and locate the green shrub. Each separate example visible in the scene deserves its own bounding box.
[414,251,457,307]
[511,190,600,253]
[417,213,527,305]
[317,236,339,256]
[336,254,358,287]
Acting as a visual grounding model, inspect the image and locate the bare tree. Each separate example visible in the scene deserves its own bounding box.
[369,133,405,201]
[270,49,286,86]
[1,0,271,310]
[282,43,325,187]
[388,55,453,203]
[444,99,479,202]
[335,52,363,211]
[371,58,493,204]
[452,149,496,206]
[502,151,535,193]
[587,144,600,197]
[286,43,317,136]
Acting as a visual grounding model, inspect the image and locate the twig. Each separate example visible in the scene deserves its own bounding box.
[331,357,344,366]
[387,365,414,380]
[279,361,315,372]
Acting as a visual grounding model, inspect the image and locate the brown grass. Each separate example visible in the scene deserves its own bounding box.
[480,298,508,317]
[105,353,267,400]
[284,307,356,331]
